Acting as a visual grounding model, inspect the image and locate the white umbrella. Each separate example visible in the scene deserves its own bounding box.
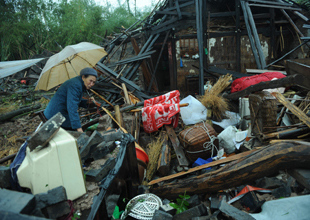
[35,42,107,91]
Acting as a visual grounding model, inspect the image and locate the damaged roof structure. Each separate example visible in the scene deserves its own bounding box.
[1,0,310,220]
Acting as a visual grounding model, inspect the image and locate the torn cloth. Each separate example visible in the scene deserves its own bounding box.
[142,90,180,133]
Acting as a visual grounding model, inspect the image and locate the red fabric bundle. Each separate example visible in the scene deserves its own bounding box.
[231,72,286,93]
[142,90,180,133]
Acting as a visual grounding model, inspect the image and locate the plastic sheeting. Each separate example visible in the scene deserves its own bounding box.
[0,58,44,79]
[250,195,310,220]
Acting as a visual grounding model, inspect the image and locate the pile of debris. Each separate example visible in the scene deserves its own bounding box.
[2,0,310,220]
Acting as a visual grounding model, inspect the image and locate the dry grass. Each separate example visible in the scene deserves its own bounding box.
[199,74,232,120]
[145,132,167,182]
[39,97,50,106]
[199,95,229,119]
[0,104,18,114]
[209,74,232,96]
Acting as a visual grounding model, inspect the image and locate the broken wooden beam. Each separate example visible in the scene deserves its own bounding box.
[148,150,254,186]
[157,136,171,177]
[272,92,310,129]
[151,141,310,198]
[165,125,189,168]
[266,40,310,68]
[288,169,310,190]
[240,0,263,69]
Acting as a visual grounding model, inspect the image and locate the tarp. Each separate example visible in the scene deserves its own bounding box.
[0,58,44,79]
[250,195,310,220]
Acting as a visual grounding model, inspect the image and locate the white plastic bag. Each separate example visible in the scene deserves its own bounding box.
[180,95,207,125]
[218,125,238,154]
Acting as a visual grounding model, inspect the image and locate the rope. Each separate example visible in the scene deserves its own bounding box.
[183,121,219,158]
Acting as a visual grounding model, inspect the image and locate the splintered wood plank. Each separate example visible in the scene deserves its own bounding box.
[165,125,189,167]
[148,149,254,186]
[157,136,171,177]
[272,92,310,128]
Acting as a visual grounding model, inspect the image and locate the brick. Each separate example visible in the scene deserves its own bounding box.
[191,217,212,220]
[86,158,116,182]
[35,186,67,209]
[79,131,104,162]
[30,208,45,218]
[101,129,123,142]
[255,176,283,189]
[272,185,291,198]
[42,201,71,219]
[28,112,66,151]
[187,194,200,208]
[97,114,114,132]
[76,133,90,149]
[159,204,176,215]
[90,141,116,160]
[0,166,11,189]
[0,211,48,220]
[173,204,207,220]
[219,200,255,220]
[210,193,228,209]
[0,189,35,215]
[152,209,173,220]
[66,130,85,139]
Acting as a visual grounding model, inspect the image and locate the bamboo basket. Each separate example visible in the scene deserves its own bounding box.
[179,122,219,163]
[249,91,277,135]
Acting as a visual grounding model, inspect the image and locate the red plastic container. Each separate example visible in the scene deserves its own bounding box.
[135,147,149,164]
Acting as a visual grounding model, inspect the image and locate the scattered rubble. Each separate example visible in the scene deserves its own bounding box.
[1,0,310,220]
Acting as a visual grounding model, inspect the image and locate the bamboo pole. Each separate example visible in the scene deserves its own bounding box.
[90,89,114,108]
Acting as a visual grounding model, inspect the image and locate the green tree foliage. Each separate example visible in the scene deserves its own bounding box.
[0,0,153,61]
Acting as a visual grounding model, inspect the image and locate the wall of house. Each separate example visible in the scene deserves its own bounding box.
[174,34,271,94]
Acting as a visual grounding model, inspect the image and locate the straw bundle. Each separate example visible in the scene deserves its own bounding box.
[145,132,166,182]
[199,74,232,120]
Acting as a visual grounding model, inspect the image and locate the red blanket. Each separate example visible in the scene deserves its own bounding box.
[142,90,180,133]
[231,72,286,93]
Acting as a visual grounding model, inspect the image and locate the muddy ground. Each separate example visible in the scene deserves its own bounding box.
[0,116,41,165]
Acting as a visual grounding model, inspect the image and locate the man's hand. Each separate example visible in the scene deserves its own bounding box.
[77,128,83,133]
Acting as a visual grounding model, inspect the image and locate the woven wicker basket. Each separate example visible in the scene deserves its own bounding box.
[179,122,219,163]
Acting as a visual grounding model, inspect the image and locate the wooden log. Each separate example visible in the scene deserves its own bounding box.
[148,150,254,186]
[150,141,310,199]
[272,92,310,128]
[223,74,304,100]
[0,104,41,122]
[165,125,189,167]
[157,136,171,177]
